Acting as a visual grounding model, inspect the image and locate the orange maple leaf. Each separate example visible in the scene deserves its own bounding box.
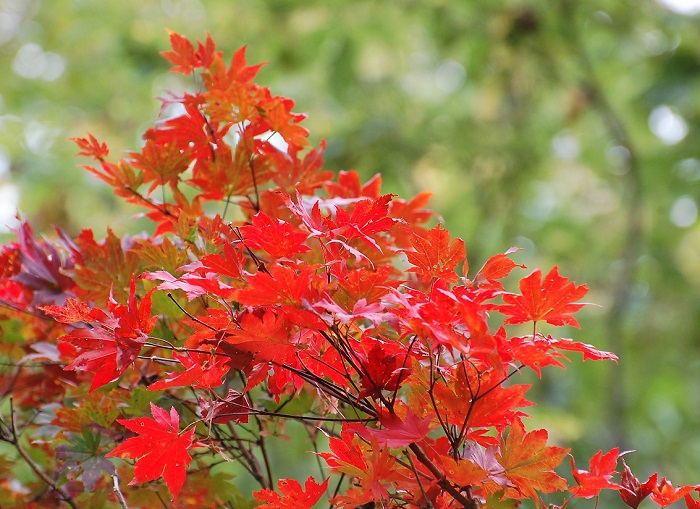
[253,476,329,509]
[497,420,569,503]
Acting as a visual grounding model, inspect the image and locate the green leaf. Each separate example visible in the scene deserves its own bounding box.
[56,430,115,491]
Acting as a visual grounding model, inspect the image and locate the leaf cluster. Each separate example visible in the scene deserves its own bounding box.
[0,32,697,509]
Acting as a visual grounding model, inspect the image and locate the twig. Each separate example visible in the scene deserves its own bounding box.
[112,473,129,509]
[408,443,476,509]
[8,399,79,509]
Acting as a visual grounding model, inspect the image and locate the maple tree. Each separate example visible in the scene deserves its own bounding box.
[0,31,696,509]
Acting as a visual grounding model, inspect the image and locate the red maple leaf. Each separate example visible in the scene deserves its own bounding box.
[497,420,569,502]
[106,403,202,500]
[145,103,230,162]
[40,297,98,324]
[332,194,397,252]
[357,340,411,399]
[686,490,700,509]
[147,352,230,391]
[401,224,466,283]
[351,409,432,449]
[253,476,329,509]
[318,431,368,479]
[239,211,310,258]
[570,448,623,498]
[43,277,156,391]
[498,266,589,327]
[236,265,317,308]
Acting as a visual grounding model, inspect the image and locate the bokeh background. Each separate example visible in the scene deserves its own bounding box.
[1,0,699,499]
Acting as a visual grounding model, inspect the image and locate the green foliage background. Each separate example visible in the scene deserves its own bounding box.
[1,0,699,493]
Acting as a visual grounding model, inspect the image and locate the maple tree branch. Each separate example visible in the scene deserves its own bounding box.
[253,415,274,488]
[214,402,374,422]
[277,361,376,416]
[404,449,433,508]
[408,442,477,509]
[248,155,261,212]
[7,399,79,509]
[427,349,452,443]
[167,292,217,331]
[318,329,363,395]
[226,422,269,489]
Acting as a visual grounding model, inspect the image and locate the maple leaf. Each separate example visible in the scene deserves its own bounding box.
[106,402,202,500]
[498,266,588,327]
[686,490,700,509]
[497,420,569,502]
[318,431,368,479]
[357,340,412,399]
[430,365,532,440]
[353,410,432,449]
[56,429,116,491]
[72,133,110,160]
[71,137,142,198]
[649,478,695,508]
[10,220,76,307]
[239,211,310,258]
[320,431,399,504]
[70,228,140,305]
[262,140,334,195]
[570,448,623,498]
[40,297,98,324]
[199,389,251,424]
[128,138,191,195]
[551,337,618,363]
[470,247,525,290]
[325,170,383,199]
[619,459,657,508]
[144,265,235,301]
[44,277,156,391]
[236,265,317,308]
[332,194,398,252]
[332,265,398,310]
[505,335,618,378]
[253,476,329,509]
[146,103,231,163]
[223,309,299,365]
[258,93,310,148]
[401,224,466,283]
[147,352,230,391]
[227,45,265,82]
[160,31,221,75]
[204,44,265,90]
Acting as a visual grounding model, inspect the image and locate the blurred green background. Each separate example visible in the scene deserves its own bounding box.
[1,0,699,497]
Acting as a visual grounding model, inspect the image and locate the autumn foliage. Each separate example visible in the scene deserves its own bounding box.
[0,32,697,508]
